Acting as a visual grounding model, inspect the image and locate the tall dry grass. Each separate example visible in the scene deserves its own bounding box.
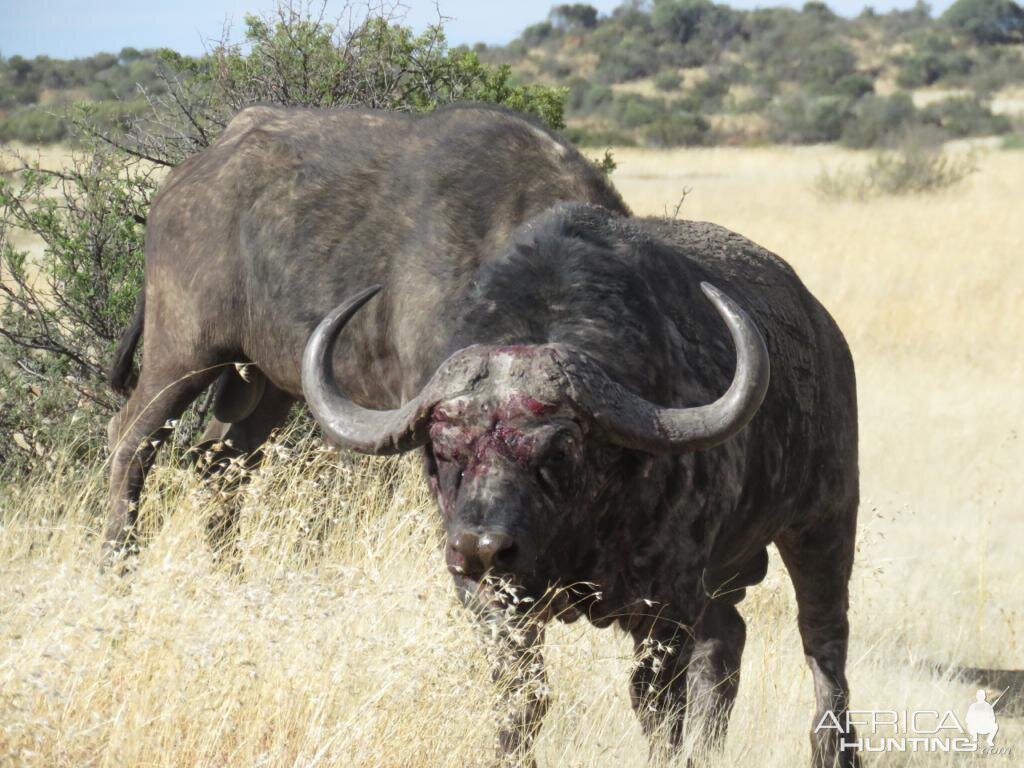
[2,144,1022,766]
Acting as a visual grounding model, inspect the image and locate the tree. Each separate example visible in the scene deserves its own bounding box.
[651,0,742,53]
[942,0,1024,43]
[550,4,600,30]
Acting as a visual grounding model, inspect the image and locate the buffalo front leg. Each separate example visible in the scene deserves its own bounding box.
[464,587,550,767]
[777,516,861,768]
[629,615,697,761]
[493,622,549,768]
[685,600,746,748]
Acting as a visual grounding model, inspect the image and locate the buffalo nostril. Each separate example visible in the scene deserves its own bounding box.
[477,530,517,571]
[450,530,479,555]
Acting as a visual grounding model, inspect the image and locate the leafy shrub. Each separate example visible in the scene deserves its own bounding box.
[770,93,853,143]
[814,142,978,199]
[800,42,859,92]
[609,94,670,128]
[652,0,743,47]
[521,21,556,48]
[550,4,600,30]
[654,69,683,92]
[594,34,661,83]
[538,56,573,79]
[832,74,876,99]
[1,144,154,471]
[0,98,150,145]
[0,107,69,143]
[692,69,733,106]
[840,92,918,148]
[581,83,610,112]
[876,1,934,41]
[0,49,170,110]
[642,112,711,146]
[919,95,1012,136]
[563,126,637,146]
[942,0,1024,44]
[964,45,1024,92]
[894,31,973,88]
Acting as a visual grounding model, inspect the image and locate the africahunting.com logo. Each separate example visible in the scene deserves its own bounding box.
[816,689,1013,756]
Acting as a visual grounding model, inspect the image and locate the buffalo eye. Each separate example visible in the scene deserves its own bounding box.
[438,458,464,492]
[536,439,576,494]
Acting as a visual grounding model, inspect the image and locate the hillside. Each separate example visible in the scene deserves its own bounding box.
[478,0,1024,147]
[3,1,1024,149]
[0,47,164,143]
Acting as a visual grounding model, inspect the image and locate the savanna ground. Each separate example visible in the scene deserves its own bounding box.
[1,143,1022,767]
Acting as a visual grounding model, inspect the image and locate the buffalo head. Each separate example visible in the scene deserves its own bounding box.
[301,284,769,593]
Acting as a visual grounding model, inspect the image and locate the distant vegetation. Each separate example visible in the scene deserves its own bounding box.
[2,0,1023,149]
[814,140,979,198]
[479,0,1024,147]
[0,48,160,143]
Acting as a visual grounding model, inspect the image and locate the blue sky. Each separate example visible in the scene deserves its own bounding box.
[1,0,952,59]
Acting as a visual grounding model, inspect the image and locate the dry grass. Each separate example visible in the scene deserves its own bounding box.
[2,144,1022,766]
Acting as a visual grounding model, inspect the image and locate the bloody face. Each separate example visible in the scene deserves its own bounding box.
[418,342,622,597]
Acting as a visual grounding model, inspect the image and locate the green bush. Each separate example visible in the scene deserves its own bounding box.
[654,69,683,92]
[538,56,573,78]
[966,46,1024,92]
[581,83,610,112]
[692,69,733,106]
[0,107,69,143]
[824,73,874,100]
[550,4,600,30]
[521,21,556,47]
[770,93,854,143]
[1,144,153,472]
[894,30,973,88]
[920,95,1012,136]
[0,98,153,145]
[840,92,918,148]
[562,125,637,146]
[800,41,859,92]
[0,49,170,110]
[652,0,743,48]
[942,0,1024,44]
[610,93,670,128]
[642,112,711,146]
[594,34,661,83]
[814,141,978,199]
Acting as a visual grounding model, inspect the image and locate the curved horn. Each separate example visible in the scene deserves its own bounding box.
[301,286,435,455]
[574,282,770,454]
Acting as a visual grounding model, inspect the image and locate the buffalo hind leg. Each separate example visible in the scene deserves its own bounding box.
[686,600,746,748]
[192,381,295,558]
[105,362,219,564]
[777,513,861,768]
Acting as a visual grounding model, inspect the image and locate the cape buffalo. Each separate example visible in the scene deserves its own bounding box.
[107,104,859,767]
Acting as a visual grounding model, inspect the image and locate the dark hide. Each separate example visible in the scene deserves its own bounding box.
[106,104,858,767]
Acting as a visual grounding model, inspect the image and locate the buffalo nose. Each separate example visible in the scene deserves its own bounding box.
[449,529,518,575]
[477,530,517,570]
